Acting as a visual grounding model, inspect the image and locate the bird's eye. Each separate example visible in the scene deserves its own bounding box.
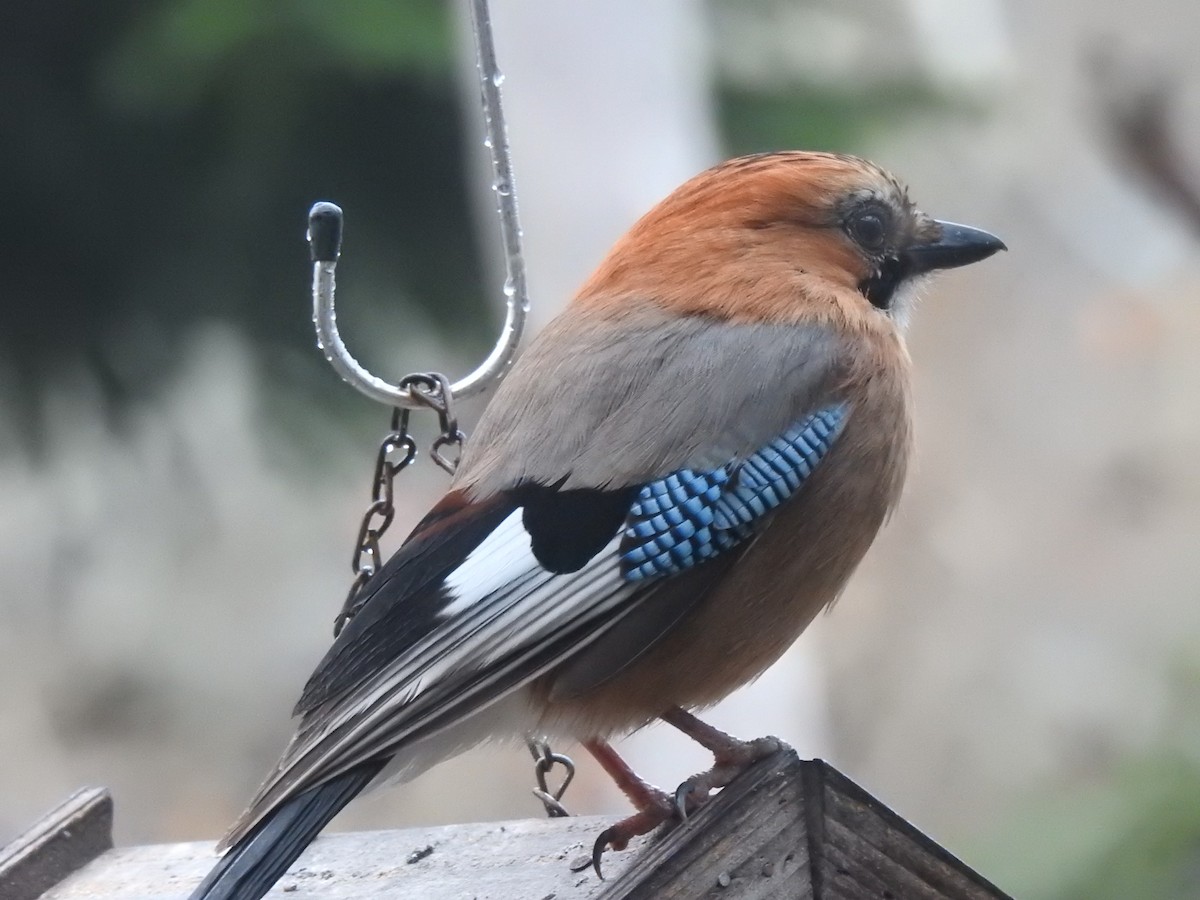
[846,208,889,252]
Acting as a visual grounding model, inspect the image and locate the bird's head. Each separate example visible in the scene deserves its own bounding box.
[575,151,1005,332]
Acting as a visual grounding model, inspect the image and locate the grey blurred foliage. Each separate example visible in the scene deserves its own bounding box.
[709,0,962,154]
[0,0,487,450]
[971,659,1200,899]
[101,0,452,112]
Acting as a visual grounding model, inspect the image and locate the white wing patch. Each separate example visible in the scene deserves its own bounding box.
[440,509,532,618]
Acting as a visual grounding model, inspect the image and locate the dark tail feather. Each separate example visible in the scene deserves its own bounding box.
[189,761,386,900]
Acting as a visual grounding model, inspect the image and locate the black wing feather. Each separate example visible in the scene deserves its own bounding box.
[515,482,637,572]
[190,761,384,900]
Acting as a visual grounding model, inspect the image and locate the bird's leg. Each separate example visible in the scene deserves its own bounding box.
[660,706,783,817]
[584,738,671,816]
[582,739,681,878]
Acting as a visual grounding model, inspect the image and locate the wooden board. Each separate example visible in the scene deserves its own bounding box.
[0,787,113,900]
[19,752,1011,899]
[41,816,636,900]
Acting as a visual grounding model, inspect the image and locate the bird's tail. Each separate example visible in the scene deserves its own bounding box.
[188,760,386,900]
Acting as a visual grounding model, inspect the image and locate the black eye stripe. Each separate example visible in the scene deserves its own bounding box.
[858,256,908,310]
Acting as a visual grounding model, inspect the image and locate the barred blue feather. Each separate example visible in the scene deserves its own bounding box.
[620,405,848,580]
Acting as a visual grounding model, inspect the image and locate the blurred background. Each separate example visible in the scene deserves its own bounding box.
[3,1,1200,897]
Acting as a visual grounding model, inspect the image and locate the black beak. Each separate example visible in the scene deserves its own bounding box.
[905,220,1006,275]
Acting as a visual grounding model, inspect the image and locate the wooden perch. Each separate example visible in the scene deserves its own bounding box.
[5,751,1010,899]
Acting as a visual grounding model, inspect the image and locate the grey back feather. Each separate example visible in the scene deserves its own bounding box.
[455,306,848,496]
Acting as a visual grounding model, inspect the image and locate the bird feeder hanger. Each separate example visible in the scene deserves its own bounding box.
[303,0,573,819]
[307,0,528,414]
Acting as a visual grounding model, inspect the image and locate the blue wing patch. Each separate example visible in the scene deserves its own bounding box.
[620,404,848,581]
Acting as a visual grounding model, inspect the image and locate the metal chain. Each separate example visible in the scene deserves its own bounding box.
[332,373,462,637]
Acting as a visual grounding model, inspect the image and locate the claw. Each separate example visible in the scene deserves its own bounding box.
[585,806,673,879]
[590,824,632,879]
[673,781,694,821]
[591,829,611,879]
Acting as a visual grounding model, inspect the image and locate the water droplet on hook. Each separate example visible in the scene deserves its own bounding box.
[492,71,505,87]
[482,137,493,149]
[493,179,511,197]
[503,277,516,299]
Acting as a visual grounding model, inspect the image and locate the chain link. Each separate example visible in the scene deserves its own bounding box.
[333,373,460,637]
[408,373,465,475]
[527,738,575,817]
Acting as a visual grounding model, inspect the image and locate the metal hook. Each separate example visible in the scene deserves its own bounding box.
[307,0,530,410]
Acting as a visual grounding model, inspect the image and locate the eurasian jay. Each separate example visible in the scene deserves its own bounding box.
[190,151,1004,899]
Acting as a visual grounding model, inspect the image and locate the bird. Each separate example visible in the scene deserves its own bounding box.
[189,151,1004,899]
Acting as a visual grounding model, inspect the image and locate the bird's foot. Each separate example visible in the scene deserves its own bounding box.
[671,734,781,819]
[586,784,711,878]
[580,739,707,879]
[588,791,672,875]
[661,706,785,818]
[578,715,786,879]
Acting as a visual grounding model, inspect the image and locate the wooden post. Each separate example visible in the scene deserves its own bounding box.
[8,752,1010,899]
